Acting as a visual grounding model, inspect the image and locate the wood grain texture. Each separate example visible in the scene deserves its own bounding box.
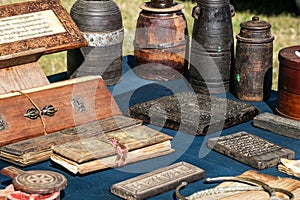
[0,62,49,94]
[0,76,122,146]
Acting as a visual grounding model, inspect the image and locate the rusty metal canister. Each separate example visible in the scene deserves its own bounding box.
[67,0,124,86]
[276,46,300,120]
[189,0,234,94]
[234,16,274,101]
[133,0,189,81]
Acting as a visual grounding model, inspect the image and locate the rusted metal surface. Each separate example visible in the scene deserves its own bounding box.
[67,0,123,86]
[189,0,234,94]
[276,45,300,120]
[133,0,189,81]
[234,16,274,101]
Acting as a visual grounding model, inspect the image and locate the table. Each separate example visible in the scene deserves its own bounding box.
[1,55,299,199]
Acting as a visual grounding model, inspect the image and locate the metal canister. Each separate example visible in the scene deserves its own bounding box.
[67,0,124,86]
[234,16,274,101]
[133,0,189,81]
[276,45,300,120]
[189,0,234,94]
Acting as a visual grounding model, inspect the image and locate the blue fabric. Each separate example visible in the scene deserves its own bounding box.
[0,56,299,200]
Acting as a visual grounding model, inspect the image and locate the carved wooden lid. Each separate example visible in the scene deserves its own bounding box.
[1,166,67,194]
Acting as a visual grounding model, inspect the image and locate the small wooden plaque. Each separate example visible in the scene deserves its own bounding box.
[0,0,87,68]
[111,162,205,200]
[207,131,295,169]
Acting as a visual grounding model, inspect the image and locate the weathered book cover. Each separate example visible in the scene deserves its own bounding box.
[207,131,295,169]
[0,116,141,166]
[253,112,300,140]
[111,162,205,200]
[129,92,259,135]
[51,125,174,174]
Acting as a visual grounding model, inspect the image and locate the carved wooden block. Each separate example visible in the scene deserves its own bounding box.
[253,112,300,140]
[0,0,87,68]
[129,92,259,135]
[0,76,122,146]
[207,131,295,169]
[111,162,205,200]
[0,116,141,166]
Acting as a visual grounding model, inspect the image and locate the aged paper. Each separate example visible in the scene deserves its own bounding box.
[0,10,65,44]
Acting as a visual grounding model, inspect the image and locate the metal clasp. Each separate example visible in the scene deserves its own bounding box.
[24,105,58,120]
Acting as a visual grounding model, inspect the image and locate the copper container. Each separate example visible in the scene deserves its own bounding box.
[133,0,189,81]
[189,0,234,94]
[276,45,300,120]
[234,16,274,101]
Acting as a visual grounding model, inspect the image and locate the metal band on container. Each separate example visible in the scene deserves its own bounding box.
[82,28,124,47]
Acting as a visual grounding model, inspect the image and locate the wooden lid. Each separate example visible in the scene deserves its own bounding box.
[1,166,67,194]
[279,45,300,69]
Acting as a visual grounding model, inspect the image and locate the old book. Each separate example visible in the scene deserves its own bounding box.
[0,76,122,146]
[50,124,174,174]
[207,131,295,169]
[0,116,141,166]
[253,112,300,140]
[111,162,205,200]
[129,92,259,135]
[184,170,300,200]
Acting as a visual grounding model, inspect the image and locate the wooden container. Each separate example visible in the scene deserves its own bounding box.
[189,0,234,94]
[67,0,124,85]
[133,0,189,81]
[234,16,274,101]
[276,45,300,120]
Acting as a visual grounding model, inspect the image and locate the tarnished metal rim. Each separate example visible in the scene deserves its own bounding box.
[140,2,184,12]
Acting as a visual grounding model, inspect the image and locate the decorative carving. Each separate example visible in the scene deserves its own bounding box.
[71,96,86,113]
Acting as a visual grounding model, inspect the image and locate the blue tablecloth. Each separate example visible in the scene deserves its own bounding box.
[1,56,299,200]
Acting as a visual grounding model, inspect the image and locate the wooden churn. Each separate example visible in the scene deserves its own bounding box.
[189,0,235,94]
[67,0,124,85]
[133,0,189,81]
[276,46,300,120]
[233,16,274,101]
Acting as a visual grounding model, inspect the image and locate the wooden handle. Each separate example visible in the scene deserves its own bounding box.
[1,166,24,179]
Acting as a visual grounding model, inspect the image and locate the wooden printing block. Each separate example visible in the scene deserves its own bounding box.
[253,112,300,140]
[129,92,259,135]
[111,162,205,200]
[1,166,67,200]
[0,76,122,146]
[207,131,295,169]
[0,116,142,166]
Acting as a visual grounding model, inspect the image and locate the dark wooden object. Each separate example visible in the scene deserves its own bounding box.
[234,16,274,101]
[1,166,66,196]
[0,116,141,166]
[128,92,259,135]
[67,0,124,86]
[277,45,300,120]
[133,0,189,81]
[0,76,122,146]
[253,112,300,140]
[207,131,295,169]
[189,0,234,94]
[111,162,205,200]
